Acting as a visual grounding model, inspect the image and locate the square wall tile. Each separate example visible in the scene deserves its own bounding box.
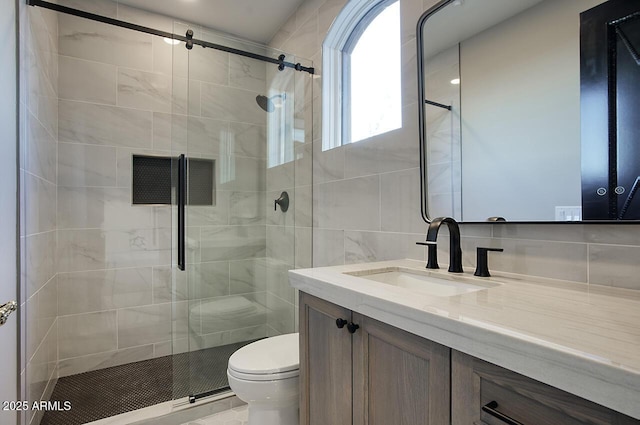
[314,175,380,231]
[266,259,295,304]
[229,122,267,159]
[484,238,588,283]
[58,143,117,187]
[24,172,56,235]
[312,229,344,267]
[188,47,229,85]
[58,345,155,377]
[380,168,426,234]
[25,231,56,298]
[188,261,230,300]
[25,111,56,183]
[230,258,267,295]
[200,225,266,262]
[59,14,153,70]
[58,311,118,359]
[59,56,117,104]
[229,191,266,225]
[117,303,172,349]
[229,55,267,92]
[59,100,153,149]
[117,68,173,113]
[266,293,295,335]
[153,266,188,303]
[57,268,153,315]
[589,244,640,290]
[58,186,171,230]
[201,83,266,125]
[344,231,424,264]
[58,227,171,272]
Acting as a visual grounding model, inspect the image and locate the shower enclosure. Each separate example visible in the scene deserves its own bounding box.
[168,22,313,405]
[20,2,313,424]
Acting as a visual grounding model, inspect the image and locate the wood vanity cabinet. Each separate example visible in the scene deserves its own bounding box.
[299,293,450,425]
[452,350,640,425]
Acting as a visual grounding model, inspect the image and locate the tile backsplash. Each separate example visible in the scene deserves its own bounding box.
[271,0,640,291]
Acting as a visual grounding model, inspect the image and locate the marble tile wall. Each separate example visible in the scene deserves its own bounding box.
[48,1,313,380]
[20,4,60,425]
[54,6,175,376]
[271,0,640,292]
[181,29,282,352]
[270,0,430,276]
[52,4,277,375]
[263,61,314,336]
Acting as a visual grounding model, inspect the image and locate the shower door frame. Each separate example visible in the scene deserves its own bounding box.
[171,24,311,405]
[25,0,312,410]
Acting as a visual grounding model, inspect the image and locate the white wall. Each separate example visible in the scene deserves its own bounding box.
[459,0,602,221]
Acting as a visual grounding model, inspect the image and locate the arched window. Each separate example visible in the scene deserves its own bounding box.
[323,0,401,150]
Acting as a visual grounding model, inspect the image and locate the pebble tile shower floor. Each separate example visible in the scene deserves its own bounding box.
[41,341,255,425]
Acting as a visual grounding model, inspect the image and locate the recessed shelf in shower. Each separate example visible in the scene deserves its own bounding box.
[132,154,215,206]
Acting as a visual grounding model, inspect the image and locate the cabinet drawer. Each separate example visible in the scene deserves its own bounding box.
[452,350,639,425]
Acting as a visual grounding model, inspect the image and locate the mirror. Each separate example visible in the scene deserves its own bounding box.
[417,0,640,222]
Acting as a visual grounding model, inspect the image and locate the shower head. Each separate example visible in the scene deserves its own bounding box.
[256,95,274,113]
[256,94,285,113]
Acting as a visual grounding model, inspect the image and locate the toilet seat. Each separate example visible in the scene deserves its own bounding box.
[228,333,299,382]
[228,367,299,381]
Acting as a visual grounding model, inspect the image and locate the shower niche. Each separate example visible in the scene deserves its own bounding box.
[132,155,216,206]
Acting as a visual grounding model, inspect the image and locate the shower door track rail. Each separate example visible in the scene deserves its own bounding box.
[27,0,315,75]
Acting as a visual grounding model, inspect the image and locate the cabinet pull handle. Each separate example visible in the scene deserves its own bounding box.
[336,318,348,329]
[481,401,524,425]
[347,322,359,334]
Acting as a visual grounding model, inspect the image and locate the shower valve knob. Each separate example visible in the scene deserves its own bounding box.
[347,322,360,334]
[336,318,348,329]
[274,191,289,212]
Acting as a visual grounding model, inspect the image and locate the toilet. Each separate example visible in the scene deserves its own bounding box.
[227,333,300,425]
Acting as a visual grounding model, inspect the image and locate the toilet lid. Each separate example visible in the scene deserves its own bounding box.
[228,333,299,375]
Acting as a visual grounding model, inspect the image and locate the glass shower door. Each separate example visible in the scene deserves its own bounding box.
[171,25,311,402]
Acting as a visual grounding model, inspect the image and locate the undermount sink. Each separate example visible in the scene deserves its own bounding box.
[345,267,500,297]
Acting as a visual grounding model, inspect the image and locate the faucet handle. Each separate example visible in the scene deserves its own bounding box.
[416,241,439,270]
[474,247,504,277]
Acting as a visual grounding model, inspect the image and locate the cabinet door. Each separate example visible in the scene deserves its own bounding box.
[300,293,353,425]
[452,350,640,425]
[352,313,450,425]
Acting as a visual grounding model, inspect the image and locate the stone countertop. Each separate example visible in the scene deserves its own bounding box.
[289,259,640,419]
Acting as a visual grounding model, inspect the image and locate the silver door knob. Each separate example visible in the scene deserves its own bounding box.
[0,301,17,325]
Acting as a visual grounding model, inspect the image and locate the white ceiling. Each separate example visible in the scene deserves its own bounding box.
[116,0,306,43]
[423,0,546,58]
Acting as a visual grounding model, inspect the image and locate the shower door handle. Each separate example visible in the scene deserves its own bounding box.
[178,154,186,271]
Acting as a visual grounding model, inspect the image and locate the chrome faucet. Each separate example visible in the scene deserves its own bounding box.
[425,217,463,273]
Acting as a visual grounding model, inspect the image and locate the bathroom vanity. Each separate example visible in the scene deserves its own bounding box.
[289,260,640,424]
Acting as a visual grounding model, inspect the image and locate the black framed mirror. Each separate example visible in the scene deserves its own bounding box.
[417,0,640,223]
